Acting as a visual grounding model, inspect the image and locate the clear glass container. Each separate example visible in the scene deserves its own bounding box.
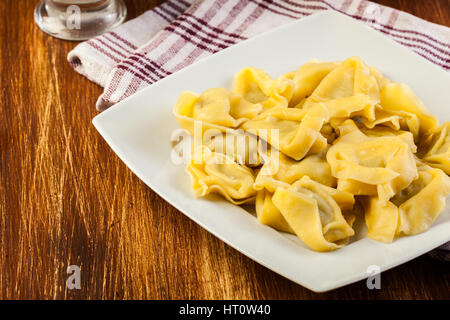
[34,0,127,41]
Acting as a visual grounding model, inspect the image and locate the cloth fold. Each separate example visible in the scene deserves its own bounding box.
[68,0,195,87]
[68,0,450,260]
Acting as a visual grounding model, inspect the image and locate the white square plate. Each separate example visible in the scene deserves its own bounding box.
[93,11,450,292]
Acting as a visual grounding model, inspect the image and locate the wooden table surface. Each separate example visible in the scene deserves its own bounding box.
[1,0,449,300]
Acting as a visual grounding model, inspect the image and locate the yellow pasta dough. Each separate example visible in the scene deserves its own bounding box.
[363,196,399,243]
[359,125,417,153]
[174,88,262,136]
[395,166,450,235]
[361,106,420,139]
[233,67,293,110]
[364,165,450,242]
[256,189,294,234]
[327,120,417,202]
[302,57,380,121]
[420,122,450,174]
[285,60,338,107]
[173,57,450,253]
[380,82,439,139]
[205,132,262,167]
[241,104,329,160]
[186,146,256,204]
[308,57,380,101]
[272,176,354,252]
[254,146,336,192]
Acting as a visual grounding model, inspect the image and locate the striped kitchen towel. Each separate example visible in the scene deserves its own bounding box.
[68,0,450,111]
[67,0,196,87]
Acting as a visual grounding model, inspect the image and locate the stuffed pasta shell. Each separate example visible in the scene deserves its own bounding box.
[272,176,355,252]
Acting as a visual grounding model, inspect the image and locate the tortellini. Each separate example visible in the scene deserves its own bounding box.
[307,57,379,101]
[256,189,294,234]
[364,165,450,242]
[285,60,338,107]
[242,104,329,160]
[380,82,438,139]
[361,106,420,139]
[420,122,450,174]
[174,87,262,135]
[395,167,450,235]
[327,120,417,202]
[272,176,355,252]
[233,67,293,110]
[173,57,450,253]
[186,146,256,204]
[205,132,261,167]
[302,57,380,121]
[254,147,335,192]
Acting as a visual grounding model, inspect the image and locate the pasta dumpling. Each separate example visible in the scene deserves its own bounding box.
[255,189,294,234]
[254,147,336,192]
[302,57,380,120]
[272,176,355,252]
[242,104,329,160]
[395,166,450,235]
[379,82,439,139]
[205,132,262,167]
[364,165,450,242]
[308,57,380,101]
[363,197,399,243]
[361,106,420,140]
[284,60,338,107]
[233,67,293,110]
[308,93,378,120]
[420,122,450,174]
[174,88,262,136]
[359,125,417,153]
[327,120,417,201]
[186,146,256,204]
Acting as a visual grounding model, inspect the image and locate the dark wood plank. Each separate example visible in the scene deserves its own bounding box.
[375,0,450,26]
[0,0,449,300]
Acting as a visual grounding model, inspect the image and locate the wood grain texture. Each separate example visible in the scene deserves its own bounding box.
[0,0,449,300]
